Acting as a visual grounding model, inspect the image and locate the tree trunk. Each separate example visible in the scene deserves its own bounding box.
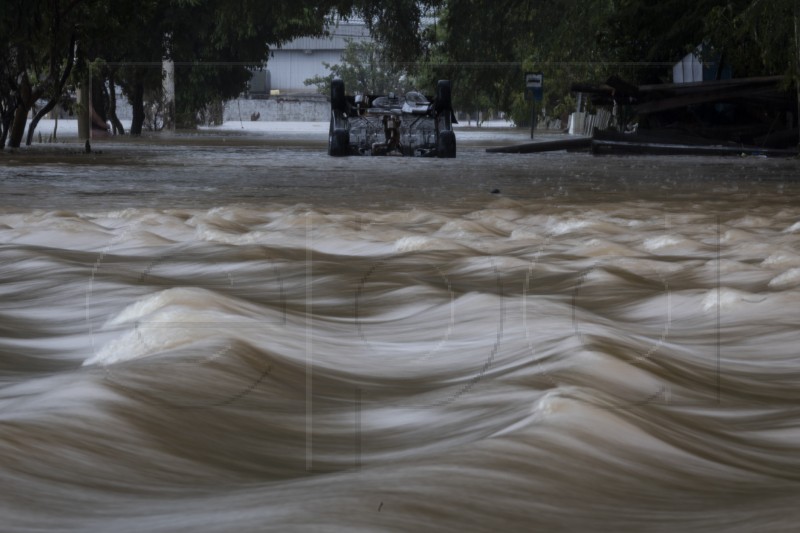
[107,73,125,135]
[26,97,59,146]
[25,32,76,146]
[76,84,90,140]
[795,0,800,153]
[794,0,800,154]
[130,81,145,135]
[7,105,30,148]
[0,107,12,149]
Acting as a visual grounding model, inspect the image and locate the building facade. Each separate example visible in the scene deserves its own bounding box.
[264,21,371,94]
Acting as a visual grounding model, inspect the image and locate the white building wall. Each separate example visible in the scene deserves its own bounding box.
[673,52,703,84]
[104,21,373,122]
[266,21,371,93]
[268,50,342,92]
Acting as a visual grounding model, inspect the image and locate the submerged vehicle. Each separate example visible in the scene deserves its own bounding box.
[328,79,457,158]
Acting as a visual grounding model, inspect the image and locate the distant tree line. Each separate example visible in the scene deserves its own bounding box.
[0,0,437,148]
[2,0,797,147]
[312,0,799,126]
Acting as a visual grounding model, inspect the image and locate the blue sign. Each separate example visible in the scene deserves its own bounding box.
[526,72,544,101]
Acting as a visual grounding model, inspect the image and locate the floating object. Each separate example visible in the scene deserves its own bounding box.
[328,79,457,158]
[591,130,797,157]
[486,130,796,158]
[487,137,591,154]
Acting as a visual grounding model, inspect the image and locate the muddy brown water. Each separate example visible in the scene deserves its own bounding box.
[1,127,799,531]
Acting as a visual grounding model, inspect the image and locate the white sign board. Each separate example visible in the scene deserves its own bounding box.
[526,73,543,89]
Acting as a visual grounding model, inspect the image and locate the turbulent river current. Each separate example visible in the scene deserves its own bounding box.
[1,124,800,531]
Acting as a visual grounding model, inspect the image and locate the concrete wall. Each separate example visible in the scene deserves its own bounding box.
[223,97,329,122]
[107,94,329,122]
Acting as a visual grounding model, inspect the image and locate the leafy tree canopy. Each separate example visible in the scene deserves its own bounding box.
[422,0,799,124]
[305,38,412,96]
[3,0,798,144]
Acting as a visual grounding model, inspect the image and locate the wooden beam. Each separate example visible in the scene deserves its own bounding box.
[634,86,779,114]
[637,75,784,93]
[486,137,592,154]
[591,137,796,157]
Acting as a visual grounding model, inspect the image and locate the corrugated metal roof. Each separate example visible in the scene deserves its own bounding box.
[278,22,371,51]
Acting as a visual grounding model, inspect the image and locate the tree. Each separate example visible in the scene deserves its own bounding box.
[305,38,411,96]
[1,0,90,148]
[110,0,445,130]
[0,7,15,147]
[6,0,798,146]
[608,0,798,142]
[2,0,368,142]
[427,0,615,125]
[704,0,795,76]
[419,0,799,127]
[95,0,340,133]
[75,0,165,136]
[345,0,445,63]
[3,0,450,144]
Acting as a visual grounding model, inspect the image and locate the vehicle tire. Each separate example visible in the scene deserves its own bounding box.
[437,130,456,158]
[328,128,349,157]
[331,78,346,113]
[435,80,452,112]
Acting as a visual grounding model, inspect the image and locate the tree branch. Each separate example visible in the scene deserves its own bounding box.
[26,32,77,145]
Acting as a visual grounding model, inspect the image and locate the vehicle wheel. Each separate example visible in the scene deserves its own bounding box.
[435,80,452,112]
[437,130,456,158]
[328,128,349,157]
[331,78,346,113]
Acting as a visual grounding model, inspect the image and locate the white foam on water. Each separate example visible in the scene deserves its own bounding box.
[784,221,800,233]
[761,252,800,268]
[394,235,464,252]
[701,287,762,312]
[643,234,684,251]
[3,143,800,533]
[547,217,594,236]
[768,267,800,289]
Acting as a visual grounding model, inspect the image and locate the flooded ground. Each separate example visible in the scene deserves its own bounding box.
[3,121,797,212]
[1,122,800,532]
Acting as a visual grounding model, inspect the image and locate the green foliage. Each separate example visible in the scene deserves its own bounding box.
[175,65,252,127]
[419,0,799,125]
[348,0,445,63]
[151,0,344,130]
[4,0,799,142]
[1,0,94,146]
[305,39,411,95]
[424,0,616,124]
[705,0,795,78]
[2,0,370,139]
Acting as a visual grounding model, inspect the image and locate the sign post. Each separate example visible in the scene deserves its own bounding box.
[525,72,543,139]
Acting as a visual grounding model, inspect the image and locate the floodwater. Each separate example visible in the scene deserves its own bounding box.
[1,122,800,532]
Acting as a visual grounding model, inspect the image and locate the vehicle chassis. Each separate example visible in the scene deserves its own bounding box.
[328,79,457,158]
